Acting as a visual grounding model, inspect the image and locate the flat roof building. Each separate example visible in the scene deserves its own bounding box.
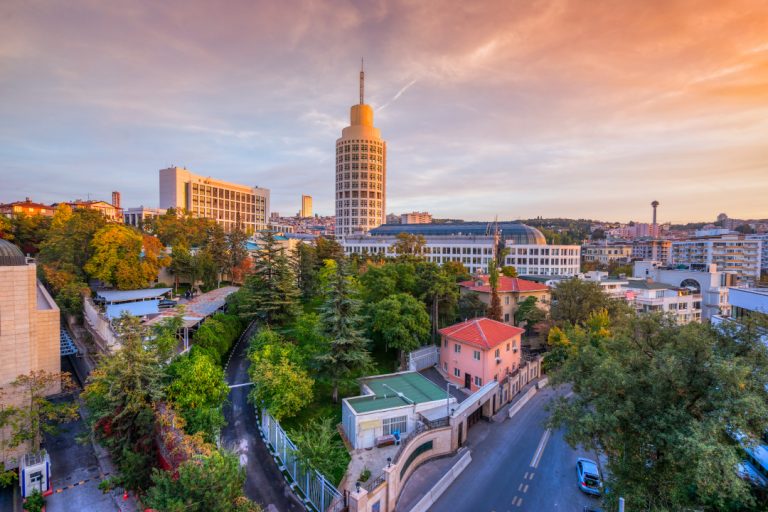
[159,166,269,233]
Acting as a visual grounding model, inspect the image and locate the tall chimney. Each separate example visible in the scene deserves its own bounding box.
[112,191,121,209]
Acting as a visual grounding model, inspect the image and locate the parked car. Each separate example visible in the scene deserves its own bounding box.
[158,299,177,309]
[576,458,603,496]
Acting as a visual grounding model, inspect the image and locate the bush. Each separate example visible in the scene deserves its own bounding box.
[192,313,242,363]
[23,490,45,512]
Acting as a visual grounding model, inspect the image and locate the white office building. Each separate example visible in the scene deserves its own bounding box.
[671,234,762,285]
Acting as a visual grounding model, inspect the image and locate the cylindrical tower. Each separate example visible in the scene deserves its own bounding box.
[334,64,386,237]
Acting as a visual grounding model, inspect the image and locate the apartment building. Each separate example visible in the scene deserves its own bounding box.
[0,198,55,218]
[159,167,270,233]
[459,276,550,324]
[626,279,702,324]
[632,239,672,264]
[582,243,633,265]
[672,234,761,285]
[747,233,768,273]
[123,206,167,227]
[400,211,432,224]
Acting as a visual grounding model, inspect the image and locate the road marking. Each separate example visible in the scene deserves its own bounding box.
[530,428,552,468]
[528,472,535,480]
[523,471,529,480]
[511,497,519,506]
[229,382,254,389]
[565,391,574,398]
[517,498,523,507]
[517,483,523,491]
[522,484,528,493]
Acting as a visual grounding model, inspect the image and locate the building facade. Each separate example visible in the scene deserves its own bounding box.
[632,239,672,264]
[0,199,55,218]
[439,318,524,392]
[123,206,167,227]
[343,222,581,276]
[400,212,432,224]
[459,276,550,324]
[300,195,313,218]
[747,233,768,273]
[0,240,60,469]
[582,243,633,265]
[625,279,702,324]
[159,166,270,233]
[671,234,762,285]
[335,66,386,236]
[65,200,122,222]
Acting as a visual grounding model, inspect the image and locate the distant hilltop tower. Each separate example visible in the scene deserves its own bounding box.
[334,60,387,237]
[651,200,659,237]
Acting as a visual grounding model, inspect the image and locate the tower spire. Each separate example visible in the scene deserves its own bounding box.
[359,58,364,105]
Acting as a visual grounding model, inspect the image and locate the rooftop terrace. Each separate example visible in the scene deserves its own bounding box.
[348,372,448,414]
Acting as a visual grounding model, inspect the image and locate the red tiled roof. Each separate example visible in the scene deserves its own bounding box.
[0,200,53,210]
[438,318,524,350]
[459,275,549,294]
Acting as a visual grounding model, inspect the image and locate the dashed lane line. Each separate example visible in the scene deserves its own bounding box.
[530,428,552,468]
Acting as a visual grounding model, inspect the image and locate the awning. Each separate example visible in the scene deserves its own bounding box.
[96,288,172,304]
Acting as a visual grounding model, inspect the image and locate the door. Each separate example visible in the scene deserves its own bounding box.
[465,372,471,389]
[362,428,376,448]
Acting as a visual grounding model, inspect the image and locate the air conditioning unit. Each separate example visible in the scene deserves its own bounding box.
[496,357,502,364]
[513,348,518,353]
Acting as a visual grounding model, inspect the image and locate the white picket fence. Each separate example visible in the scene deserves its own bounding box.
[408,345,440,372]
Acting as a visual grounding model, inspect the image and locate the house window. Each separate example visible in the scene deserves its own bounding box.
[505,296,510,305]
[495,348,500,358]
[504,313,510,322]
[443,362,447,371]
[506,343,510,352]
[383,416,407,435]
[443,338,447,348]
[474,376,482,387]
[473,350,480,361]
[454,343,461,354]
[454,368,460,377]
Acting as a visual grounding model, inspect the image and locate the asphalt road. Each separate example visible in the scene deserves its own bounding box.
[220,322,304,512]
[430,386,602,512]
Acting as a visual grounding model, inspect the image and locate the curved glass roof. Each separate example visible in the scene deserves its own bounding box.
[0,239,26,266]
[369,222,547,245]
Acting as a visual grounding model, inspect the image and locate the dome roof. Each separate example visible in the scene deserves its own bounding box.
[0,239,26,266]
[369,222,548,245]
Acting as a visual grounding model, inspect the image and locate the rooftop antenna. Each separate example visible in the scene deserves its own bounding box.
[359,58,365,105]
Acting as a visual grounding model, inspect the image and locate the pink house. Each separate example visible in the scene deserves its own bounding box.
[438,318,524,392]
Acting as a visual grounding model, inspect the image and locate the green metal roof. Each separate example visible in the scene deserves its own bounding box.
[348,372,447,413]
[626,280,675,290]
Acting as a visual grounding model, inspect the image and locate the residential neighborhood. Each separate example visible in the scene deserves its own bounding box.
[2,2,768,512]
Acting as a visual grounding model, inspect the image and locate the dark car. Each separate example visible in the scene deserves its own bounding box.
[158,299,177,309]
[577,457,603,496]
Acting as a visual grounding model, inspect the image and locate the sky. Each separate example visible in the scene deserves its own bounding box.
[1,0,767,224]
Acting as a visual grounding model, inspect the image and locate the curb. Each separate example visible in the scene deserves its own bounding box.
[407,449,472,512]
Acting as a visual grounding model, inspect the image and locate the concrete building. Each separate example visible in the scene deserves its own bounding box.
[335,65,386,236]
[632,239,672,264]
[712,287,768,332]
[0,198,55,218]
[65,199,122,222]
[385,213,400,224]
[459,276,550,324]
[582,242,633,265]
[123,206,167,227]
[625,279,702,324]
[400,212,432,224]
[747,233,768,272]
[439,318,524,392]
[671,234,762,285]
[633,261,735,320]
[300,194,312,218]
[343,222,580,276]
[0,240,60,469]
[579,271,630,299]
[341,371,454,450]
[159,166,270,233]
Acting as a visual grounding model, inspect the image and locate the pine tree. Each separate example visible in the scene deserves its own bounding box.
[487,260,503,322]
[239,231,299,327]
[316,262,372,403]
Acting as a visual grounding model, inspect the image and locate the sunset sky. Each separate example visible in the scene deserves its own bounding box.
[1,0,767,223]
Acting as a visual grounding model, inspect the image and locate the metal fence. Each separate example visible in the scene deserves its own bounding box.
[407,345,440,371]
[260,409,345,512]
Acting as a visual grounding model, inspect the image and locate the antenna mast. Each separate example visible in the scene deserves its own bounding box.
[359,58,365,104]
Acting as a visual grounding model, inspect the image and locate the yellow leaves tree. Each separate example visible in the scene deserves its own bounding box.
[84,225,169,290]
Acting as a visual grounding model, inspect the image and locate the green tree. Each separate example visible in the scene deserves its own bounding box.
[166,351,229,442]
[442,260,471,282]
[415,262,459,341]
[7,371,78,454]
[501,266,518,278]
[238,231,299,326]
[145,450,261,512]
[202,224,229,287]
[227,224,250,284]
[192,314,242,363]
[289,418,349,485]
[549,278,610,326]
[316,262,372,402]
[248,330,313,421]
[369,293,431,367]
[81,315,170,489]
[487,260,503,322]
[391,232,426,258]
[0,215,13,241]
[10,213,51,255]
[294,243,320,301]
[548,315,768,511]
[514,296,547,332]
[458,291,487,320]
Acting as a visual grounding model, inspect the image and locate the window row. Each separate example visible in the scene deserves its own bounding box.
[336,190,383,199]
[338,164,384,172]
